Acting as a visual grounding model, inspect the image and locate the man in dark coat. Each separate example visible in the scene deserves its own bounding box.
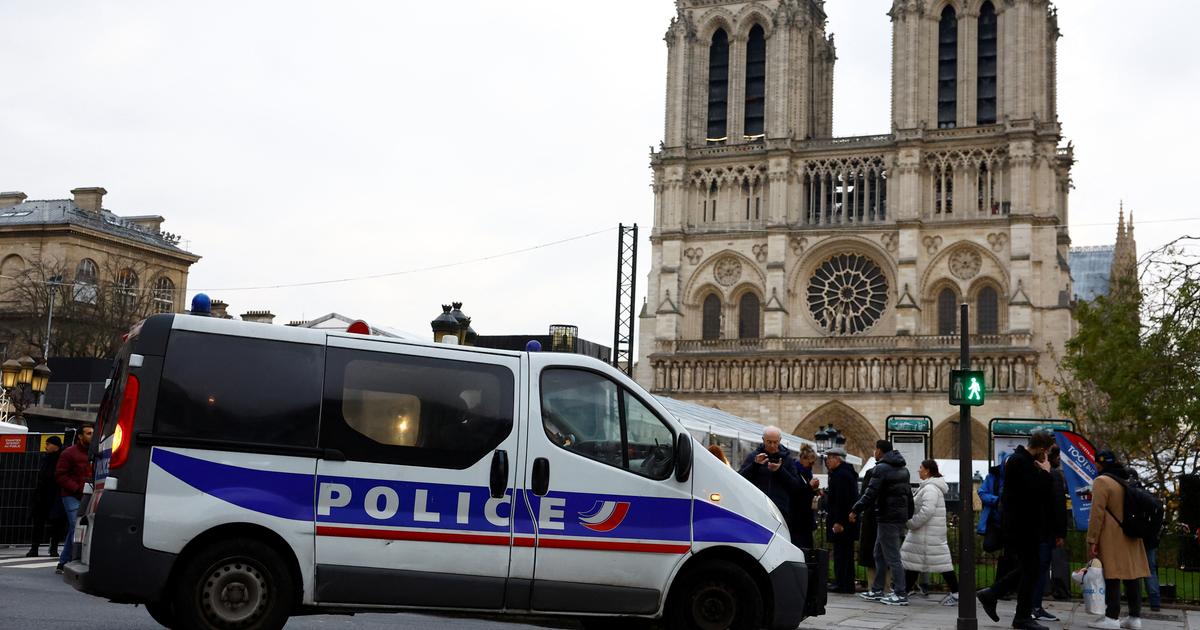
[738,426,801,516]
[851,441,914,606]
[26,436,64,557]
[977,430,1057,630]
[55,426,93,573]
[824,447,858,593]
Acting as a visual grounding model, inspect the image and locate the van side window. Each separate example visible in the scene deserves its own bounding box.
[155,331,324,447]
[540,369,675,480]
[321,347,514,469]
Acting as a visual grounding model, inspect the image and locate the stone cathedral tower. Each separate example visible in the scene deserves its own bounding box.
[638,0,1075,461]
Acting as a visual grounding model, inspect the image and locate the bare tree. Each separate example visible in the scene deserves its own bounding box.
[1,254,177,359]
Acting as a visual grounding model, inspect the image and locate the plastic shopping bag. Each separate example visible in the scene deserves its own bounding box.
[1077,559,1106,616]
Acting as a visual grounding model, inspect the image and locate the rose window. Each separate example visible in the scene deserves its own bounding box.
[807,253,889,335]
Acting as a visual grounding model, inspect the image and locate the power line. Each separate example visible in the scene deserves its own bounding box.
[0,227,616,293]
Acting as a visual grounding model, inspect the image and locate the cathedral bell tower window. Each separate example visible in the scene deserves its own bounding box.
[937,7,958,129]
[937,288,958,335]
[702,294,722,340]
[977,286,999,334]
[707,29,730,143]
[743,25,766,140]
[977,2,998,125]
[738,293,761,339]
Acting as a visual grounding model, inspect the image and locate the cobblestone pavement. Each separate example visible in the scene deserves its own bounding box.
[802,592,1199,630]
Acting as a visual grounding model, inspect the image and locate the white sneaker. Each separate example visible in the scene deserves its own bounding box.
[1120,617,1142,630]
[939,592,959,606]
[1088,617,1121,629]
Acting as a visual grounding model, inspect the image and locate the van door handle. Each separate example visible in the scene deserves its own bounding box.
[489,450,509,499]
[531,457,550,497]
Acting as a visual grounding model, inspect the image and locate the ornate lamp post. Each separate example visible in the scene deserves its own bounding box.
[431,305,461,344]
[0,354,51,426]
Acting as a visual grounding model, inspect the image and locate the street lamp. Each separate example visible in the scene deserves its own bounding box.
[431,305,461,344]
[0,354,51,426]
[815,425,830,452]
[44,274,63,360]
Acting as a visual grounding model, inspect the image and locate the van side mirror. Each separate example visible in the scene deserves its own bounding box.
[674,432,692,483]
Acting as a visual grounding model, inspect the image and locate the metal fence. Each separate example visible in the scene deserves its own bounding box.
[813,512,1200,605]
[0,433,63,546]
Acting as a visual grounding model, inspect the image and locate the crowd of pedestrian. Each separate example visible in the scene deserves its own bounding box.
[729,425,1164,629]
[23,427,92,574]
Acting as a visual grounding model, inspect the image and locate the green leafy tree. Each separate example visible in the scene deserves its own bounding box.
[1052,238,1200,520]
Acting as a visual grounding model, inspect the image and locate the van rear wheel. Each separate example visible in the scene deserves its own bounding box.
[145,600,177,628]
[173,538,295,630]
[666,559,763,630]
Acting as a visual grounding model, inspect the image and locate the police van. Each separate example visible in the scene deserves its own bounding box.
[64,314,818,630]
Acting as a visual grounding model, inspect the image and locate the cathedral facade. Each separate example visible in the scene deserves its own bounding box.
[635,0,1075,461]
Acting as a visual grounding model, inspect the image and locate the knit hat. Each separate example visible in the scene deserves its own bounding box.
[1095,449,1120,467]
[45,435,62,448]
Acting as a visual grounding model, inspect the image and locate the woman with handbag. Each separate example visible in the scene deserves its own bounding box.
[901,460,960,606]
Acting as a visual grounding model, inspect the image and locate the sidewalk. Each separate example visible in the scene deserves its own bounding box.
[801,592,1200,630]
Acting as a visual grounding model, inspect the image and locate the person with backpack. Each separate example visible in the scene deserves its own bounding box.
[1128,470,1161,612]
[850,441,914,607]
[1086,450,1152,629]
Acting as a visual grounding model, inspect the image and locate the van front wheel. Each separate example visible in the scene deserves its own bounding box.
[173,538,295,630]
[667,559,763,630]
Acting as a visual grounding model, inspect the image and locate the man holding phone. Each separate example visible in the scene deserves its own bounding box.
[739,426,802,520]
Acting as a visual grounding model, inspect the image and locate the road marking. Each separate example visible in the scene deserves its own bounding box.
[11,561,60,569]
[0,557,53,565]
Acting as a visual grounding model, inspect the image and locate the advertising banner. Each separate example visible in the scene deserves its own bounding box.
[0,434,26,452]
[1055,430,1098,531]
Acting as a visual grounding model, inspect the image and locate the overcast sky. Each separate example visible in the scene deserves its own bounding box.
[2,1,1196,344]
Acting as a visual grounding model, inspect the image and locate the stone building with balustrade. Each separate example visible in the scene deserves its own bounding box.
[635,0,1075,461]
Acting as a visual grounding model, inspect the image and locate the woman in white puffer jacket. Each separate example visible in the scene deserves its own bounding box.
[900,459,960,606]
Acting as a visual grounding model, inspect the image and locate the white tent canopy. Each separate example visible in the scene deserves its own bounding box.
[655,396,862,468]
[0,421,30,434]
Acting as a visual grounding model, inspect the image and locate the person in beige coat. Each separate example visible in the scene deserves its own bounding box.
[1086,450,1150,630]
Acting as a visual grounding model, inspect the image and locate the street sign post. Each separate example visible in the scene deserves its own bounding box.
[955,305,977,630]
[885,415,932,465]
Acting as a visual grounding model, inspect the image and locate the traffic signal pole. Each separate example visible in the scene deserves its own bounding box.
[958,303,977,630]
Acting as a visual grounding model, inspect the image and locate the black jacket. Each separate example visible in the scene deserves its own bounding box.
[857,466,879,568]
[739,444,801,514]
[789,462,817,535]
[825,462,859,538]
[1050,466,1069,540]
[1000,445,1055,544]
[852,450,914,524]
[29,450,61,516]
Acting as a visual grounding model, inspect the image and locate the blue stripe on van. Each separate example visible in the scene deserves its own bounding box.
[151,449,774,547]
[151,448,315,521]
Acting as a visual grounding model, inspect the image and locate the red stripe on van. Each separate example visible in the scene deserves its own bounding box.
[316,526,511,547]
[535,537,689,555]
[317,526,687,555]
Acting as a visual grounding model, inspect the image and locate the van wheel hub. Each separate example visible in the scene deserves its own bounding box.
[202,559,267,624]
[691,581,736,629]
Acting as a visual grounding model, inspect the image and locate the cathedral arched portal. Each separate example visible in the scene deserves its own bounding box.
[792,401,881,462]
[931,413,989,460]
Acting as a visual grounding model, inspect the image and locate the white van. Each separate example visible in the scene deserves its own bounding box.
[64,314,820,630]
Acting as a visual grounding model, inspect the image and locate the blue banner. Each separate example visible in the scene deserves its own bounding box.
[1055,430,1098,531]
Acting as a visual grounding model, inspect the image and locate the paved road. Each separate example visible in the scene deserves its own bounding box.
[0,552,575,630]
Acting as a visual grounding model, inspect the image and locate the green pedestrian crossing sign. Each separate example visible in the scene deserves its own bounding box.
[950,370,986,406]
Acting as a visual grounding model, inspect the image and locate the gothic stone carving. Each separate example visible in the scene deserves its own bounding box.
[881,232,899,253]
[949,247,983,280]
[714,256,743,287]
[790,236,809,255]
[923,235,943,255]
[752,243,768,263]
[987,232,1009,252]
[684,247,704,265]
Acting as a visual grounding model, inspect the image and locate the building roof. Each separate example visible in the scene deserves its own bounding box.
[0,199,195,258]
[1069,245,1115,302]
[290,312,422,340]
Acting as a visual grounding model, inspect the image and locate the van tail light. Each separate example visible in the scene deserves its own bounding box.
[109,375,140,470]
